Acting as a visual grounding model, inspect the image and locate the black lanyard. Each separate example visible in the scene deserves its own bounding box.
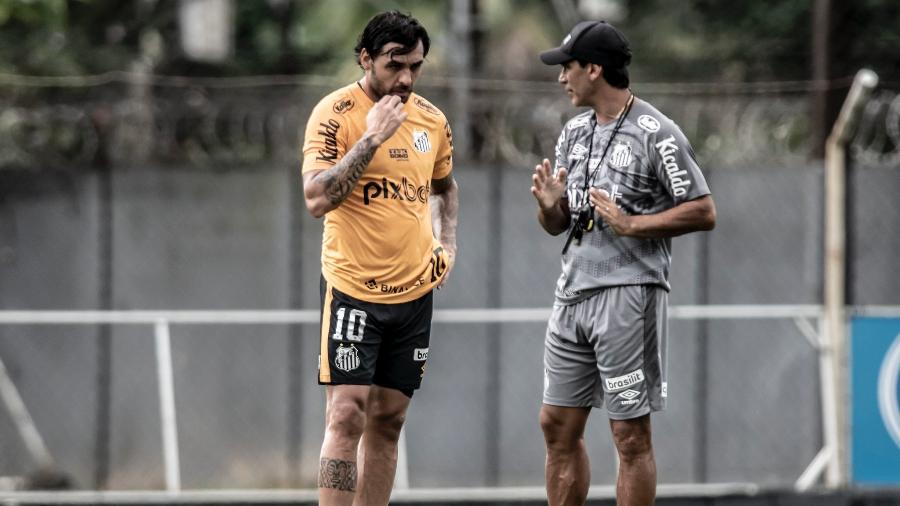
[579,92,634,210]
[562,92,634,255]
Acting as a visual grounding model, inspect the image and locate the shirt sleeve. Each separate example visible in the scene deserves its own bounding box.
[301,99,349,174]
[648,121,710,203]
[433,119,453,180]
[553,127,567,173]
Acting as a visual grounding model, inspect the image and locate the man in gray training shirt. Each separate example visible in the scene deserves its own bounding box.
[531,20,717,506]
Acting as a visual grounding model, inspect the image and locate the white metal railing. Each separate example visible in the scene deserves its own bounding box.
[823,68,879,485]
[2,304,897,501]
[0,483,761,504]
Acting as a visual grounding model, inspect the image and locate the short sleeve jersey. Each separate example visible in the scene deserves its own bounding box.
[552,98,710,303]
[302,82,453,303]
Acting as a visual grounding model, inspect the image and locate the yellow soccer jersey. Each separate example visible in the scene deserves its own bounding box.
[302,82,453,303]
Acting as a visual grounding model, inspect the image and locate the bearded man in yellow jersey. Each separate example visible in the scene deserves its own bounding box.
[300,11,458,506]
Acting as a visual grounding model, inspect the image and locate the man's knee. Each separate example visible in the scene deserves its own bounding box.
[611,417,653,462]
[368,408,406,441]
[540,406,585,451]
[539,407,563,439]
[327,396,367,441]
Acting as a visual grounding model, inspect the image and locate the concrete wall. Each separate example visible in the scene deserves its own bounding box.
[0,163,897,489]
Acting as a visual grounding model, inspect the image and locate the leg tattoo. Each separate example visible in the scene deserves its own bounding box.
[318,458,357,491]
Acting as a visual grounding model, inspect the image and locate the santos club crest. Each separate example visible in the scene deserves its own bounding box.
[413,130,432,153]
[609,142,633,168]
[335,344,360,372]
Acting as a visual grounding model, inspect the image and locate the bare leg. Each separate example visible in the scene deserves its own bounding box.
[540,404,592,506]
[610,415,656,506]
[353,386,411,506]
[319,385,369,506]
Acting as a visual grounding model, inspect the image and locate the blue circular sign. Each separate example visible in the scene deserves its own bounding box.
[878,333,900,449]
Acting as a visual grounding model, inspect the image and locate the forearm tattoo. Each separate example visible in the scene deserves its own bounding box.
[316,136,377,205]
[431,176,459,248]
[318,457,357,491]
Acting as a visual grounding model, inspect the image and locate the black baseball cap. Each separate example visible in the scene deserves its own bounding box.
[540,21,631,68]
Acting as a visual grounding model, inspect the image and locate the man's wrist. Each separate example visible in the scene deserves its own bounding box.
[538,199,560,213]
[622,215,639,236]
[361,131,384,147]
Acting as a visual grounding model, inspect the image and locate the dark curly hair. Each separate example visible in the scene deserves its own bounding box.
[354,11,430,66]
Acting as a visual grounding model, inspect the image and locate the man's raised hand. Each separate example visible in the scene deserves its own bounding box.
[366,95,407,145]
[531,159,568,211]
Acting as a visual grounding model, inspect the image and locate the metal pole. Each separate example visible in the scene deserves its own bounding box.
[484,161,503,486]
[694,170,712,482]
[154,320,182,491]
[450,0,472,160]
[823,68,877,487]
[286,153,305,486]
[823,137,845,487]
[815,314,839,488]
[93,138,113,490]
[810,0,831,158]
[0,356,54,468]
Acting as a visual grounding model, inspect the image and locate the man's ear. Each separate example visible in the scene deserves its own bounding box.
[359,48,372,70]
[589,63,604,81]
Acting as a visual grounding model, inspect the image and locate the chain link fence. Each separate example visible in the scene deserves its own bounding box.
[848,88,900,304]
[0,76,898,492]
[0,73,840,170]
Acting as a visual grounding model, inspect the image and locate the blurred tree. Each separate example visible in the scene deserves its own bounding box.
[0,0,897,84]
[1,0,896,167]
[0,0,80,75]
[479,0,560,79]
[0,1,455,78]
[620,0,899,84]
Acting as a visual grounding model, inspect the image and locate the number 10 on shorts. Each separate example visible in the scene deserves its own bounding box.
[332,307,367,342]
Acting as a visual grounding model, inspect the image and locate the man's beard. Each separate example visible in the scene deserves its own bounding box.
[369,68,412,102]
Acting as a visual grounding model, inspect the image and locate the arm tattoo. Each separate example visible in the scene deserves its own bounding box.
[316,136,378,205]
[318,458,357,491]
[430,175,459,250]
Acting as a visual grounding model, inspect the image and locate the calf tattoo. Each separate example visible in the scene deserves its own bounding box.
[318,457,357,491]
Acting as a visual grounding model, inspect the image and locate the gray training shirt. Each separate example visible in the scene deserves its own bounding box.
[553,98,710,303]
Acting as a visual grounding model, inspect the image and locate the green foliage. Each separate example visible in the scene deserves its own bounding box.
[0,0,73,74]
[621,0,899,83]
[617,0,812,82]
[0,0,896,82]
[0,0,464,78]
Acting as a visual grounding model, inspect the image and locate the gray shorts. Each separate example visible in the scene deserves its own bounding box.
[543,285,668,420]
